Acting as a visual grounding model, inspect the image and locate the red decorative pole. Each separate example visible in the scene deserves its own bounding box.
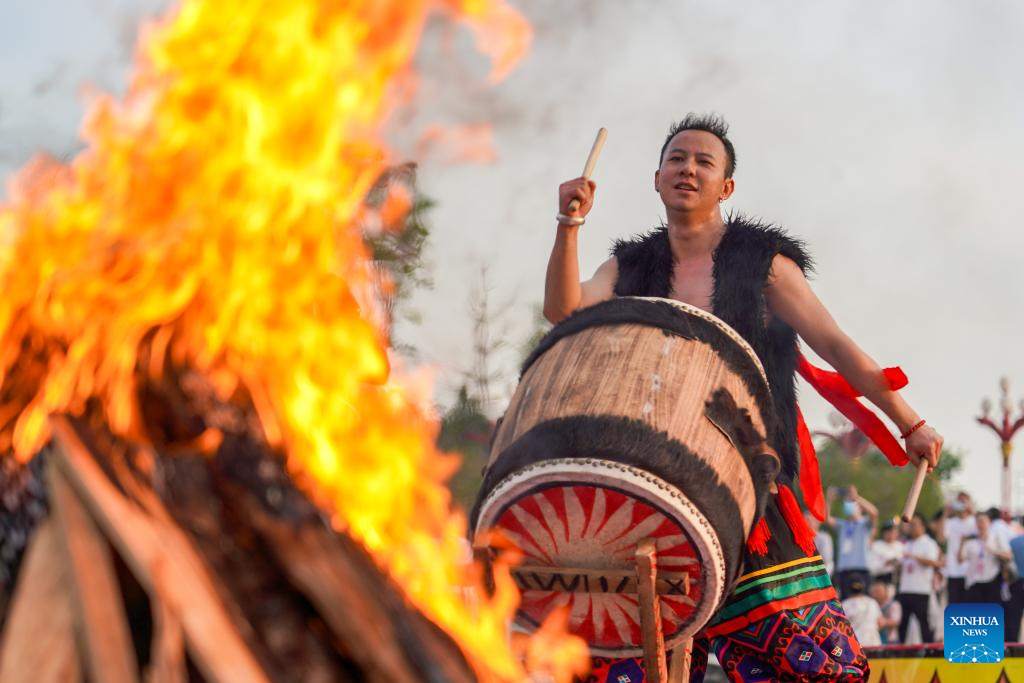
[977,377,1024,512]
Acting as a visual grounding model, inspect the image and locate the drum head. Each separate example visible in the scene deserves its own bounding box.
[474,458,726,657]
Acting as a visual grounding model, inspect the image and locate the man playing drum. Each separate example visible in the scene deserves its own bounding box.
[543,114,944,682]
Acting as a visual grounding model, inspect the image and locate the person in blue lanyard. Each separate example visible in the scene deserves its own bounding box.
[833,484,879,600]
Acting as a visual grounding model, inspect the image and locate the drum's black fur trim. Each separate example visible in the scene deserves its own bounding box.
[520,297,776,442]
[472,413,768,589]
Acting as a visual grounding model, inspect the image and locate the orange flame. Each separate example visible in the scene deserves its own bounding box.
[0,0,587,680]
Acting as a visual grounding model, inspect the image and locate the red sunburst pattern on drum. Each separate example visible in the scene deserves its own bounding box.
[494,484,703,652]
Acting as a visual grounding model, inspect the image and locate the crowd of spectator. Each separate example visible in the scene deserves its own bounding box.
[815,487,1024,647]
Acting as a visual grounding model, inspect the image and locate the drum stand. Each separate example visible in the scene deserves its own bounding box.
[476,537,694,683]
[633,539,692,683]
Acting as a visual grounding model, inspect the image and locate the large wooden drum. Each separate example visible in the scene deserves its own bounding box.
[471,297,780,657]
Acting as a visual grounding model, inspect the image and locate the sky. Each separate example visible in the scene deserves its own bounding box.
[3,0,1023,510]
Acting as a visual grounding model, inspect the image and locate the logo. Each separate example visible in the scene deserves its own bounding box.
[944,603,1004,663]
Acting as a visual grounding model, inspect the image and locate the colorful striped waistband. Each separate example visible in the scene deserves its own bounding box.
[706,555,837,637]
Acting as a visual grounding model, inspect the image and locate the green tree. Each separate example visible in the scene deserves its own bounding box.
[438,385,493,511]
[361,163,433,354]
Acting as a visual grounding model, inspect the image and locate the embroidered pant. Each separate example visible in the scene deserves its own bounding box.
[583,598,869,682]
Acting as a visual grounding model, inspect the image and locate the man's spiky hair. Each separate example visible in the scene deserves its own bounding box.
[659,113,736,178]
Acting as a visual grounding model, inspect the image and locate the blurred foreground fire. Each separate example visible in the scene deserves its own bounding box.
[0,0,587,680]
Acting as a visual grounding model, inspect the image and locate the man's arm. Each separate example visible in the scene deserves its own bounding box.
[765,255,944,468]
[857,494,880,539]
[543,176,615,323]
[914,540,944,569]
[879,602,901,630]
[544,247,616,323]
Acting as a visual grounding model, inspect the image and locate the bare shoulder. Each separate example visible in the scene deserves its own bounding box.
[766,253,806,287]
[580,256,618,308]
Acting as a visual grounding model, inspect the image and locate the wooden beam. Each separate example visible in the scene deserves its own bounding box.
[666,638,692,683]
[0,517,81,683]
[635,539,667,683]
[49,416,271,683]
[146,592,186,683]
[48,457,140,683]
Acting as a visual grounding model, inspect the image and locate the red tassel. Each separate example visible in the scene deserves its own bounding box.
[777,484,817,557]
[745,517,771,556]
[796,406,826,522]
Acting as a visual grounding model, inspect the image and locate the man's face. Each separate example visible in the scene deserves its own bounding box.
[883,527,898,542]
[870,584,888,604]
[654,130,733,213]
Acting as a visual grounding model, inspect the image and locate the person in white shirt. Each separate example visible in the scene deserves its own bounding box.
[842,578,882,647]
[960,511,1012,604]
[869,520,903,589]
[944,494,977,605]
[988,507,1017,570]
[897,513,942,643]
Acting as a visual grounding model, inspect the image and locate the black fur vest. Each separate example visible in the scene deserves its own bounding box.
[611,216,813,481]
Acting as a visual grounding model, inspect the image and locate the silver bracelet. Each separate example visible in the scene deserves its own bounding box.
[556,213,585,226]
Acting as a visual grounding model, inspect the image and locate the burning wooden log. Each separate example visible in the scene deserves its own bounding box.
[0,516,81,683]
[0,404,478,683]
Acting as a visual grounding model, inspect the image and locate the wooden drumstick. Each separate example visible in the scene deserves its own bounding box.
[901,459,929,523]
[567,127,608,213]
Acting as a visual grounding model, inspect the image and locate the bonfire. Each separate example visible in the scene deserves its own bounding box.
[0,1,588,681]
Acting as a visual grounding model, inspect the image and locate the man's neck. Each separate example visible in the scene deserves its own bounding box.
[665,209,727,260]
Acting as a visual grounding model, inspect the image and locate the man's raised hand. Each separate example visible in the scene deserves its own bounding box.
[905,424,943,471]
[558,177,597,222]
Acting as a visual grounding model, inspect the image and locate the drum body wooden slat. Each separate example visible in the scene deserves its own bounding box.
[473,297,777,657]
[489,322,765,533]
